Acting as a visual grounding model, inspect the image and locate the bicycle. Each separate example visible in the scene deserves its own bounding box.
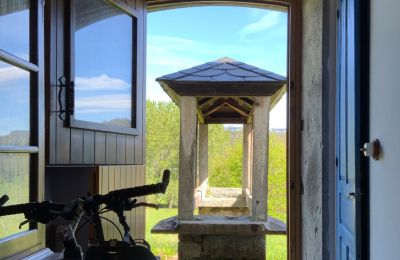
[0,169,171,260]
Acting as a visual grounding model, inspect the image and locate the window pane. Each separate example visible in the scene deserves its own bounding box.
[0,153,30,239]
[0,61,30,146]
[0,0,30,60]
[74,0,133,128]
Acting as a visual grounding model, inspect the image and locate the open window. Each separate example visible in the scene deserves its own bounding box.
[46,0,145,165]
[66,0,139,135]
[0,0,45,257]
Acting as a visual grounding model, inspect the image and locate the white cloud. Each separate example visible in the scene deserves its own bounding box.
[75,74,129,90]
[239,12,281,36]
[76,94,131,113]
[0,66,29,85]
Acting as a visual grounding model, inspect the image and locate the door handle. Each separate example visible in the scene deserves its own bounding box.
[360,139,380,160]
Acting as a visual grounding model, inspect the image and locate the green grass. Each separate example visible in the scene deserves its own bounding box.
[146,208,179,259]
[146,208,287,260]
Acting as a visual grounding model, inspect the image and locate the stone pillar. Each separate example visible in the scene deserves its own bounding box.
[178,96,197,220]
[198,124,208,191]
[251,96,270,221]
[242,124,251,195]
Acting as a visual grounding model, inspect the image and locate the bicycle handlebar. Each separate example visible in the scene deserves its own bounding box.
[99,169,170,204]
[0,195,9,207]
[0,169,171,223]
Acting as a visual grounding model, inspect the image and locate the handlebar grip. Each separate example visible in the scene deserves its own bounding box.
[0,201,65,218]
[0,195,9,207]
[101,169,171,202]
[160,169,170,193]
[0,203,35,216]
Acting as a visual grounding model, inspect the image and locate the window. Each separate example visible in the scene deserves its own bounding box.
[0,0,43,256]
[67,0,138,135]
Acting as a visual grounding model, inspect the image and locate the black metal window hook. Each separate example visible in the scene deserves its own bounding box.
[58,76,75,121]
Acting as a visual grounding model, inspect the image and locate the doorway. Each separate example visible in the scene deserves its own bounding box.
[145,1,302,259]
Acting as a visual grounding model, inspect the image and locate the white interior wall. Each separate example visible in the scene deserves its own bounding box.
[369,0,400,258]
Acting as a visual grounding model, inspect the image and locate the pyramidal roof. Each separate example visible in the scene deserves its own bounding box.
[156,57,286,83]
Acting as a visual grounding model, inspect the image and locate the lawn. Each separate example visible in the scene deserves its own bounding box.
[146,208,287,260]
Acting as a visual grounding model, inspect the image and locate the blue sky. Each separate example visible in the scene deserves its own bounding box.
[0,6,288,135]
[0,9,30,136]
[146,6,288,129]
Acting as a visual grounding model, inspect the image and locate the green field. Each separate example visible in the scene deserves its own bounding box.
[146,208,287,260]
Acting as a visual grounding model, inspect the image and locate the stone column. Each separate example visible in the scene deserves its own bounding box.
[178,96,197,220]
[198,124,208,191]
[242,124,251,195]
[251,96,270,221]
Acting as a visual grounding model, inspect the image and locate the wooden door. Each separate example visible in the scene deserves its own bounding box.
[336,0,362,259]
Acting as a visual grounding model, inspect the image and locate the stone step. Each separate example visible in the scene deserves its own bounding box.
[200,196,247,207]
[207,187,242,198]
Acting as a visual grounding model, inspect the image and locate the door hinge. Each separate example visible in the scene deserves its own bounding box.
[290,81,295,92]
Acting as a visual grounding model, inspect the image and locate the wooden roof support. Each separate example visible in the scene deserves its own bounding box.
[226,98,251,116]
[199,97,218,109]
[202,98,227,116]
[235,97,253,110]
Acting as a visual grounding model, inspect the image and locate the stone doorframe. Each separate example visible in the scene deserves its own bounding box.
[145,1,302,259]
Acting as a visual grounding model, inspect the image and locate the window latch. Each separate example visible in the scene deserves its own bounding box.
[58,76,75,121]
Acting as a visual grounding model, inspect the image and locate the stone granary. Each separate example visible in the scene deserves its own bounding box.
[152,57,287,259]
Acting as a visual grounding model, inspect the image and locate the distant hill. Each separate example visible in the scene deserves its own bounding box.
[0,131,29,146]
[271,128,287,133]
[101,118,131,127]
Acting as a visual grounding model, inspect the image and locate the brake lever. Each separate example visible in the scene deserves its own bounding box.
[130,202,159,210]
[19,219,34,229]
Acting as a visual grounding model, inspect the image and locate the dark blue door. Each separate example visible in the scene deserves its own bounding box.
[336,0,361,259]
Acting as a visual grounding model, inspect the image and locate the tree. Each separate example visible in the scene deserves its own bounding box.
[146,100,180,207]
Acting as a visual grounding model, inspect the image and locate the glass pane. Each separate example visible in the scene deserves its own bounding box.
[0,153,30,239]
[0,0,30,60]
[0,61,30,146]
[74,0,133,128]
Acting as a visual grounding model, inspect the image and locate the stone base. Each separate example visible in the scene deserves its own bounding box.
[152,215,286,260]
[178,234,265,260]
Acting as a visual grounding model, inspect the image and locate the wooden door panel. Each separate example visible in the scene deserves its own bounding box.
[336,0,359,259]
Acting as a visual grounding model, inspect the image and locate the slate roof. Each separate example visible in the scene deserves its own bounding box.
[156,57,286,83]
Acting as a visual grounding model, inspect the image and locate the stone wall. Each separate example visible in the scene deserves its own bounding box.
[178,234,265,260]
[301,0,323,259]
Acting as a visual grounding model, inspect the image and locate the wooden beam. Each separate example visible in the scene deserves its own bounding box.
[270,84,287,110]
[202,98,227,116]
[251,96,270,221]
[178,96,197,220]
[199,97,218,108]
[234,97,253,111]
[204,117,246,124]
[226,98,251,116]
[165,82,285,97]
